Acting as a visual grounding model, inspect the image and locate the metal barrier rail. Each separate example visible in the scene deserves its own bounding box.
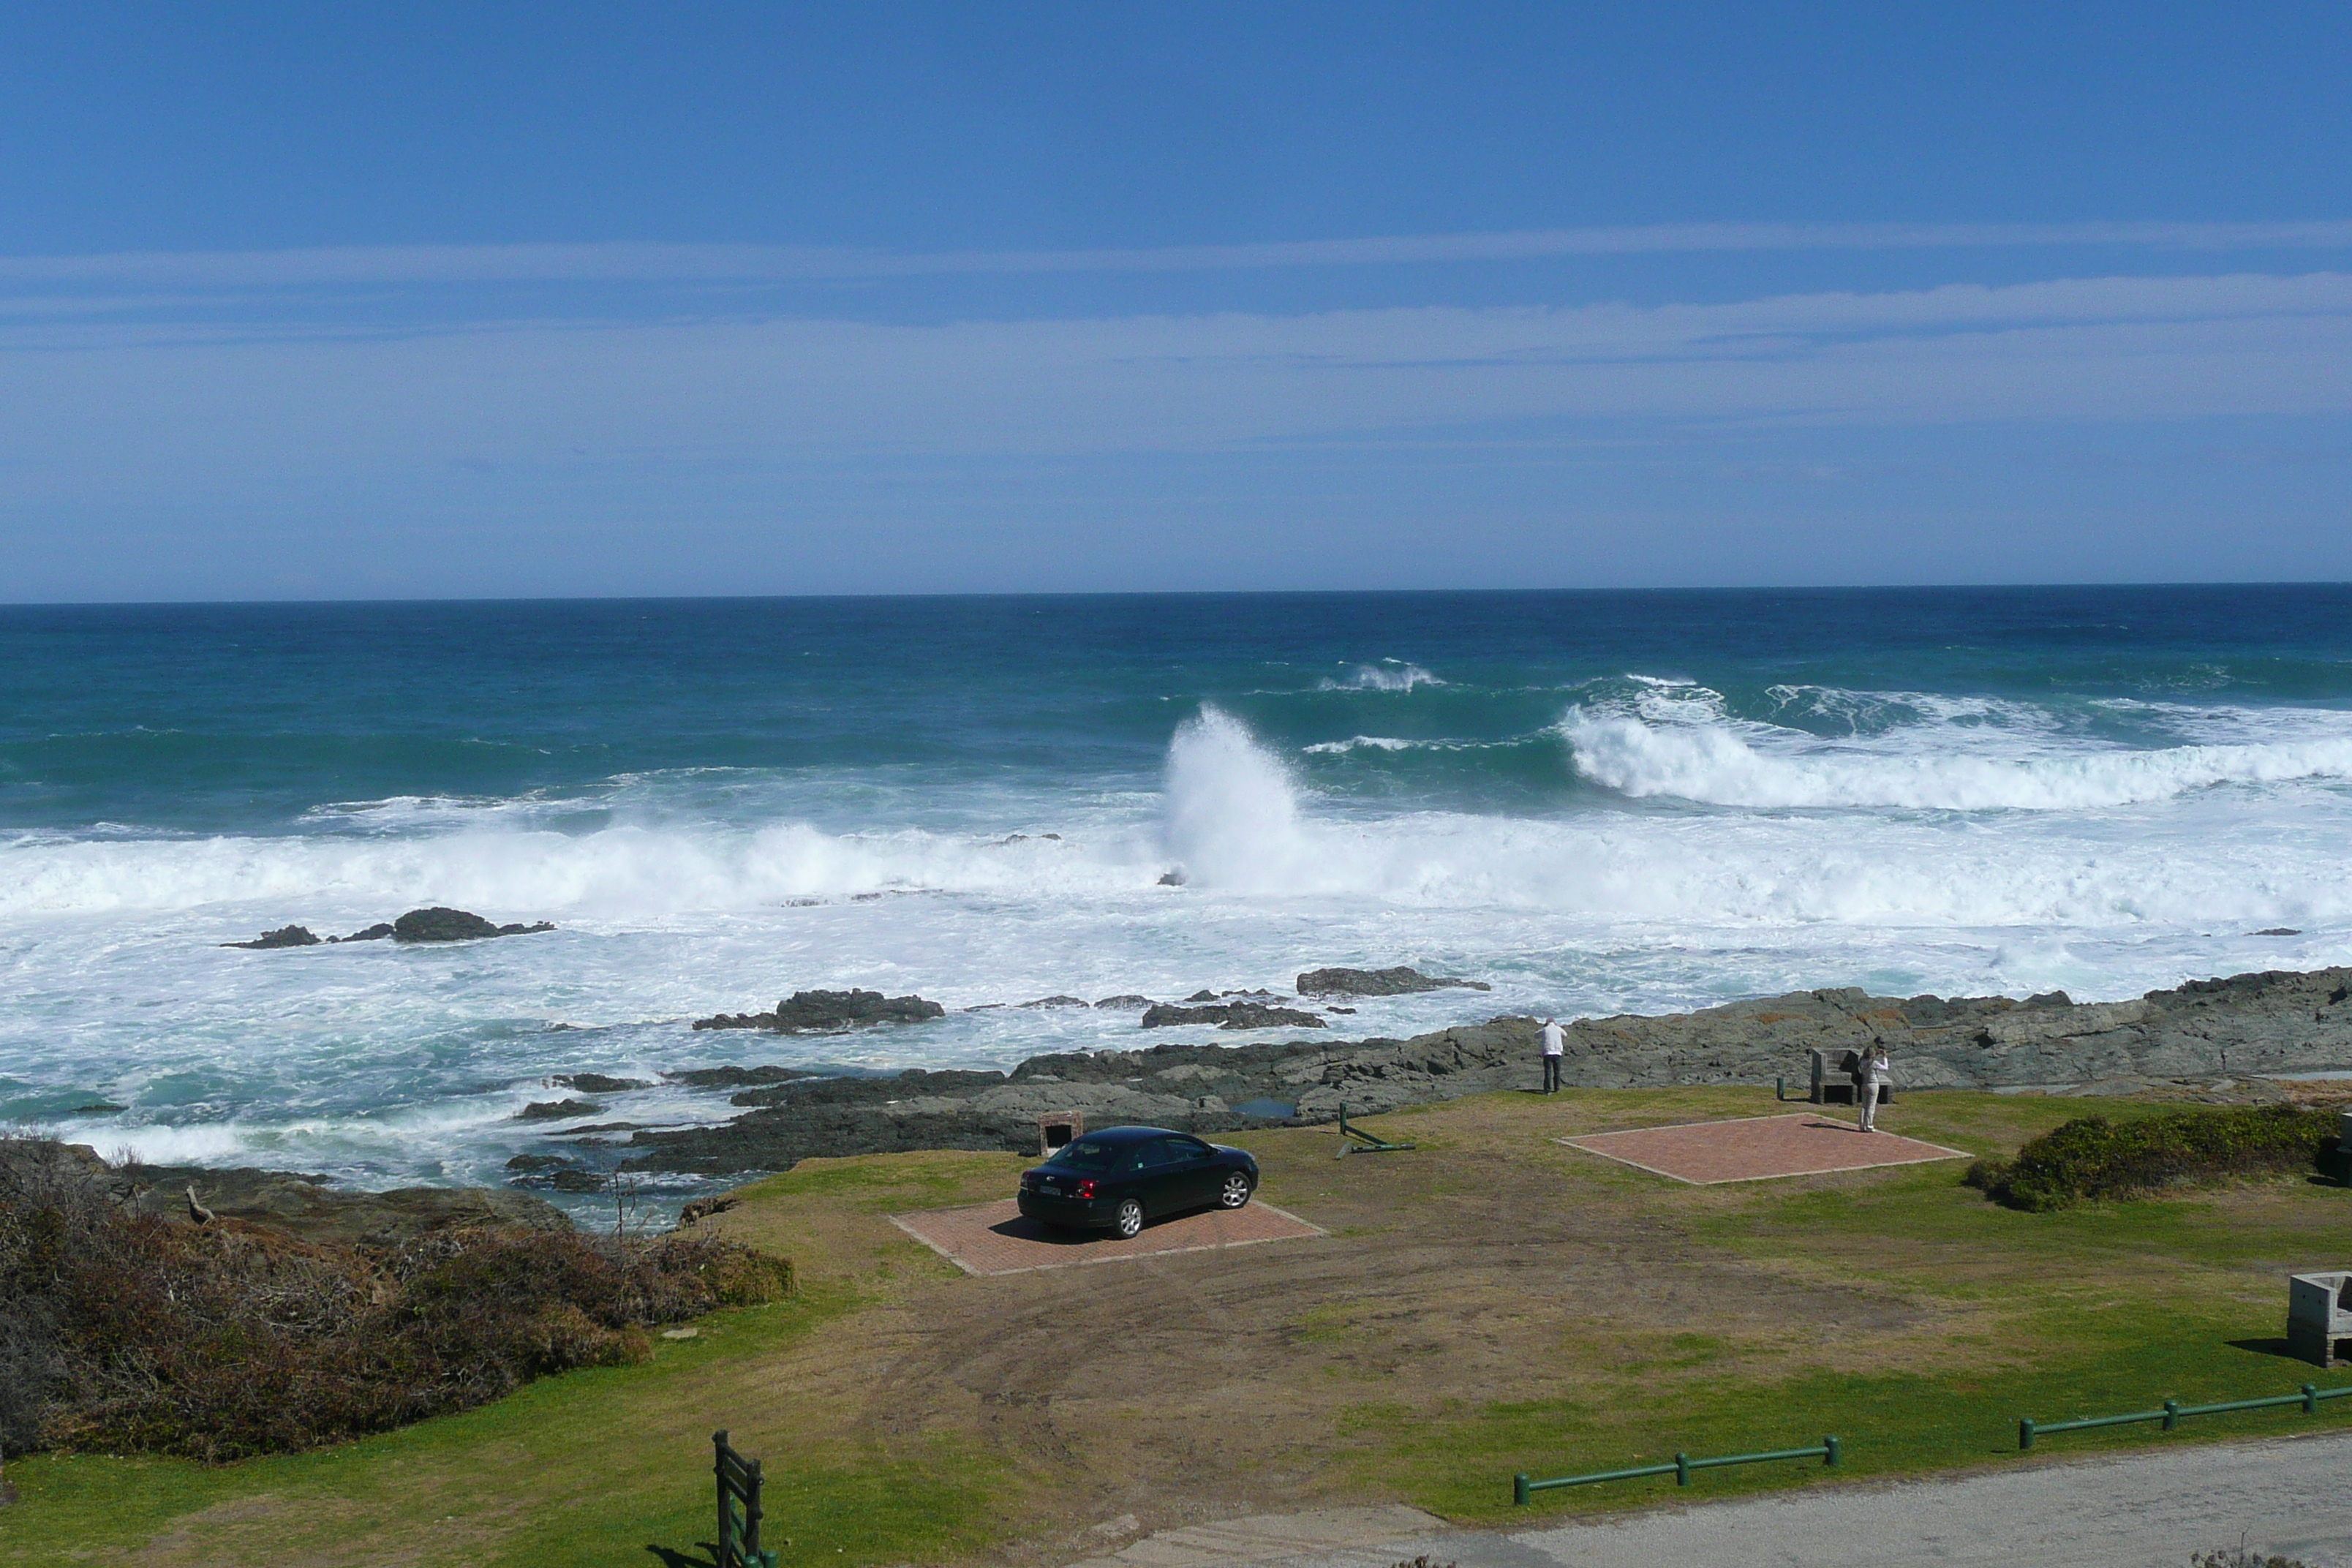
[2020,1383,2352,1450]
[1514,1436,1839,1504]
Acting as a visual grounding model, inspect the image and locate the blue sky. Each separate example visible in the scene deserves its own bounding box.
[2,3,2348,599]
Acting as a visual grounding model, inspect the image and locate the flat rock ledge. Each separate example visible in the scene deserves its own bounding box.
[1296,965,1491,997]
[622,965,2352,1176]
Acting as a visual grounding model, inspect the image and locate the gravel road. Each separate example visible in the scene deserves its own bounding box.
[1074,1430,2352,1568]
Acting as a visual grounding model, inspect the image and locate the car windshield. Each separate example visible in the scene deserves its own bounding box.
[1047,1139,1121,1170]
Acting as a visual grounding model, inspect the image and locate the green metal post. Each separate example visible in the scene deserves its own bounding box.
[1823,1436,1841,1467]
[1514,1473,1531,1506]
[1674,1452,1691,1486]
[2018,1417,2035,1451]
[2305,1384,2320,1414]
[2163,1399,2179,1431]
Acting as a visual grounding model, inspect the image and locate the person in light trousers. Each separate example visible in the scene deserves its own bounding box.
[1539,1017,1564,1093]
[1854,1042,1891,1131]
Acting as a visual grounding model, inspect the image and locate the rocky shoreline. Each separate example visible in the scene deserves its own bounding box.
[87,961,2352,1205]
[601,964,2352,1176]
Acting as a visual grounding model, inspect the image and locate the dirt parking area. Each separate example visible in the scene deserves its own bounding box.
[700,1088,1958,1559]
[892,1197,1326,1275]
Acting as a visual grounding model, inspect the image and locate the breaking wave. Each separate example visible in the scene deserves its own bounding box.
[1317,660,1445,692]
[1560,704,2352,811]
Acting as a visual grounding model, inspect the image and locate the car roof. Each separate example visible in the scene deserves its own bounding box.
[1071,1125,1185,1145]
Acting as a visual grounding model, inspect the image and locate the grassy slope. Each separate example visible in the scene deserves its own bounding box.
[7,1089,2351,1563]
[1378,1093,2352,1518]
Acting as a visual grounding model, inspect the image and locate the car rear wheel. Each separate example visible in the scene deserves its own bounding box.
[1218,1172,1253,1209]
[1113,1197,1145,1239]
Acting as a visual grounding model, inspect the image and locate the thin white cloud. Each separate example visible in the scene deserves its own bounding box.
[0,271,2343,492]
[1,222,2350,291]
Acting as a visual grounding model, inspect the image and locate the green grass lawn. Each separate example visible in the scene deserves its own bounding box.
[7,1088,2348,1564]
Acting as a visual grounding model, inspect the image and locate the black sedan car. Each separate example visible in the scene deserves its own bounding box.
[1017,1125,1259,1239]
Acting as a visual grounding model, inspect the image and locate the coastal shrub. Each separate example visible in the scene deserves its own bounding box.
[0,1137,791,1460]
[1964,1105,2338,1212]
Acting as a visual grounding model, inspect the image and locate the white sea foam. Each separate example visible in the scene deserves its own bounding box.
[1316,660,1445,691]
[1560,693,2352,810]
[1301,734,1507,754]
[10,705,2352,1199]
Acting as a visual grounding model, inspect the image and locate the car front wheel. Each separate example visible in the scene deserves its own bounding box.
[1219,1172,1253,1209]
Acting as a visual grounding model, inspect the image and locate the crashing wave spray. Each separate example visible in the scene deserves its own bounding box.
[1161,706,1307,889]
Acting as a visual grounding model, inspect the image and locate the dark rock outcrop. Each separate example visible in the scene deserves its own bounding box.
[553,1074,651,1093]
[1297,965,1490,998]
[1019,995,1091,1009]
[1142,1001,1326,1030]
[226,911,552,949]
[663,1064,813,1089]
[516,1098,604,1121]
[725,1068,1009,1110]
[223,925,320,950]
[393,908,556,943]
[690,989,946,1033]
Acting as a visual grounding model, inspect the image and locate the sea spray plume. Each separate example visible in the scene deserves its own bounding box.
[1162,707,1305,890]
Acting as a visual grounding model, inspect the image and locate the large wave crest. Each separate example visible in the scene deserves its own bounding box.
[1561,700,2352,811]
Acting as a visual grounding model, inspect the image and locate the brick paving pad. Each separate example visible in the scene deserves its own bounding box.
[1558,1112,1970,1185]
[889,1198,1326,1277]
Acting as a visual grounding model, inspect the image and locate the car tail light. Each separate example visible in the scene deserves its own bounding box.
[1074,1179,1098,1199]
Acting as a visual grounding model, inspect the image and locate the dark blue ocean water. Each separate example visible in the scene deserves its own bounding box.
[10,585,2352,831]
[4,585,2350,1206]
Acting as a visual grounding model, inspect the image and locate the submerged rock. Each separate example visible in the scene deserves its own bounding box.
[1019,995,1090,1009]
[223,925,320,950]
[330,923,394,943]
[1296,965,1490,998]
[691,988,947,1033]
[1093,995,1154,1009]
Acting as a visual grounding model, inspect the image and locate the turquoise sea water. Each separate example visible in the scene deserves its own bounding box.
[5,587,2351,1209]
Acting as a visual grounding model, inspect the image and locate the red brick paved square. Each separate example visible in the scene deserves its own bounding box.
[890,1197,1326,1276]
[1559,1112,1969,1185]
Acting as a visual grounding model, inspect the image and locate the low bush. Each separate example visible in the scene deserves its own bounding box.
[0,1139,791,1460]
[1964,1104,2338,1212]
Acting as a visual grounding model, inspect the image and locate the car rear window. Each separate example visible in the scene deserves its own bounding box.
[1047,1139,1120,1169]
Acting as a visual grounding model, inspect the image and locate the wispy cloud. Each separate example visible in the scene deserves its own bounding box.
[3,222,2351,292]
[1,272,2345,488]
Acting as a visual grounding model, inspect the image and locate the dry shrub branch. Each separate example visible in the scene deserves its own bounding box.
[0,1137,790,1460]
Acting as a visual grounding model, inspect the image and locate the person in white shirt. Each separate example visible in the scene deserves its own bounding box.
[1540,1017,1565,1093]
[1855,1042,1891,1131]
